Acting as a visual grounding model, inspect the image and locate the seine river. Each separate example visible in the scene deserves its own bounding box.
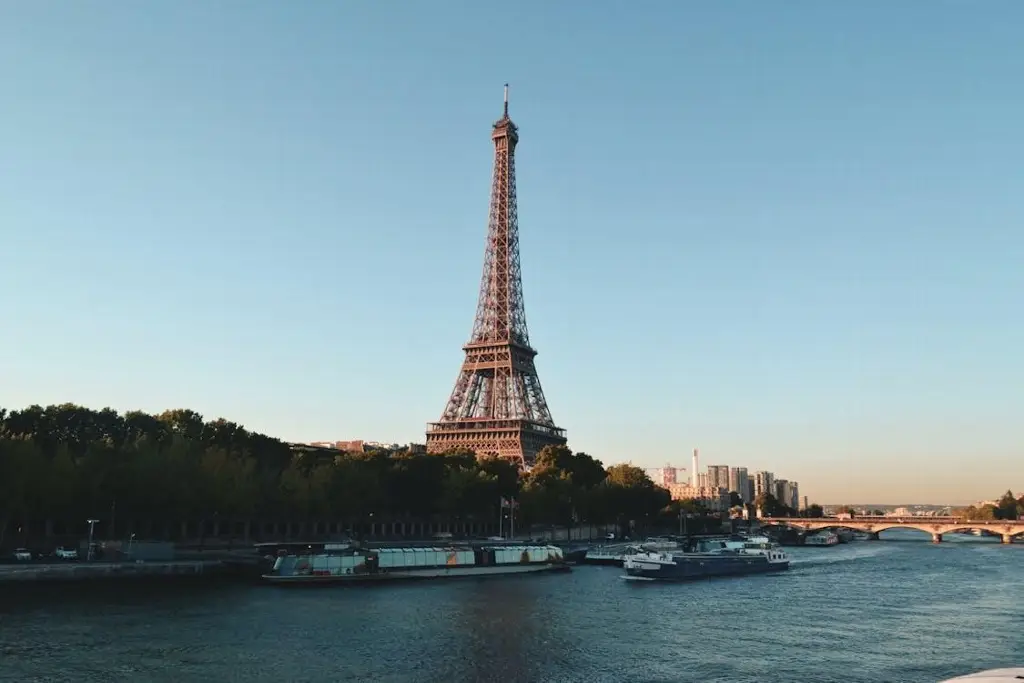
[2,532,1022,683]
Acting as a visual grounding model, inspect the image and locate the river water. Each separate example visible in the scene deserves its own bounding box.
[1,533,1022,683]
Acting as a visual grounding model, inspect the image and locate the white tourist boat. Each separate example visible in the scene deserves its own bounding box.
[581,537,681,566]
[804,531,840,546]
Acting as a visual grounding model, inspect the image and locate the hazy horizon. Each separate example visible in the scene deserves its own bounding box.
[2,2,1021,504]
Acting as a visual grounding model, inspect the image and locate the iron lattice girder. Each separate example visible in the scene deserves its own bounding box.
[458,341,536,375]
[426,89,565,467]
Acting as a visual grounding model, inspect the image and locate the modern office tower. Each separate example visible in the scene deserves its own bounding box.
[730,467,750,503]
[707,465,730,491]
[753,471,775,500]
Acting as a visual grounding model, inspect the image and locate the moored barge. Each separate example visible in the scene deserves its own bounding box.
[261,542,569,584]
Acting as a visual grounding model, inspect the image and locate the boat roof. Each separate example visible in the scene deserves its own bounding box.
[254,539,538,550]
[256,541,556,553]
[376,545,547,553]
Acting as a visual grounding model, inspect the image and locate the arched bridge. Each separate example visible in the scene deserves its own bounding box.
[760,517,1024,543]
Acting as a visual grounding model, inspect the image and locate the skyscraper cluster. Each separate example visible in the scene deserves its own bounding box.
[657,448,802,513]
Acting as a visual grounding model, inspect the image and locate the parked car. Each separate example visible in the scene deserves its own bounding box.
[13,548,32,561]
[54,546,78,560]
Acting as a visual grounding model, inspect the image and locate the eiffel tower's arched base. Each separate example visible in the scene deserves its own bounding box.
[425,418,567,469]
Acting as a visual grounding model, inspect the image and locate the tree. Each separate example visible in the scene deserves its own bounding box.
[728,491,743,508]
[955,504,997,521]
[996,490,1018,520]
[805,504,824,518]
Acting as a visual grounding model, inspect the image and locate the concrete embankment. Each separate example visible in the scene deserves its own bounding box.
[0,559,253,584]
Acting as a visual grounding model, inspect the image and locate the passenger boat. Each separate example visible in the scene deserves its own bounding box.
[804,531,840,546]
[581,537,680,566]
[580,546,631,566]
[622,536,789,582]
[261,542,569,584]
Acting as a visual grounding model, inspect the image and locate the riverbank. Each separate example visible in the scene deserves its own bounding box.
[0,558,248,583]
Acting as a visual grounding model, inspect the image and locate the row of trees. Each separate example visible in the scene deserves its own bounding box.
[954,491,1024,521]
[0,404,681,545]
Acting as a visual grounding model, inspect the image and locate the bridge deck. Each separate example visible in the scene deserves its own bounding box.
[759,517,1024,542]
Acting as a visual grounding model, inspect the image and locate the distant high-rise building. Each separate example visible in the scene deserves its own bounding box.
[802,495,809,511]
[645,464,682,488]
[698,472,708,488]
[745,479,755,504]
[691,448,699,487]
[707,465,730,491]
[754,471,775,500]
[730,467,750,503]
[774,479,799,510]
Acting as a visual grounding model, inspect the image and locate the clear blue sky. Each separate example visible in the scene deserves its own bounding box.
[2,2,1021,504]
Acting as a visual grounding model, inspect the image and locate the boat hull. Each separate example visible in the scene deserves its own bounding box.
[579,555,624,566]
[263,562,570,585]
[623,554,789,582]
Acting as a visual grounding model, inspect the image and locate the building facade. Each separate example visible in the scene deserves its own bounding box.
[707,465,730,492]
[773,479,800,510]
[666,484,730,512]
[753,471,775,500]
[646,465,683,488]
[729,467,750,503]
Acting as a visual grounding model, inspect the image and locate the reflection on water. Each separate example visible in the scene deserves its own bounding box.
[447,579,549,681]
[1,534,1022,683]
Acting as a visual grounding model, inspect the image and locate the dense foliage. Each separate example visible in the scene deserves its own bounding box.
[0,404,674,545]
[754,493,801,518]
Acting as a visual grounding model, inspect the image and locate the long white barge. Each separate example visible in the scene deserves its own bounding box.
[261,542,569,584]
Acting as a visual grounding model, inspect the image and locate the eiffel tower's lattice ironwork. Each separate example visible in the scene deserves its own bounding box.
[426,86,566,468]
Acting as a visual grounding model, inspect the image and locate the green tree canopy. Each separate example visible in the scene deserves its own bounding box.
[0,404,684,545]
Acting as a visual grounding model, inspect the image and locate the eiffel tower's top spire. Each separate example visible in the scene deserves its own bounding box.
[493,83,518,141]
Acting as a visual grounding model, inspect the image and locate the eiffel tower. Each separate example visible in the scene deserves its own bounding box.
[426,86,566,468]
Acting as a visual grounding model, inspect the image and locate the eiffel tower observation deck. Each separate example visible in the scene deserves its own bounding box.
[426,86,566,468]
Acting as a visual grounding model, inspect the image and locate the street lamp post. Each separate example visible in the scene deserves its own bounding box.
[86,519,99,561]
